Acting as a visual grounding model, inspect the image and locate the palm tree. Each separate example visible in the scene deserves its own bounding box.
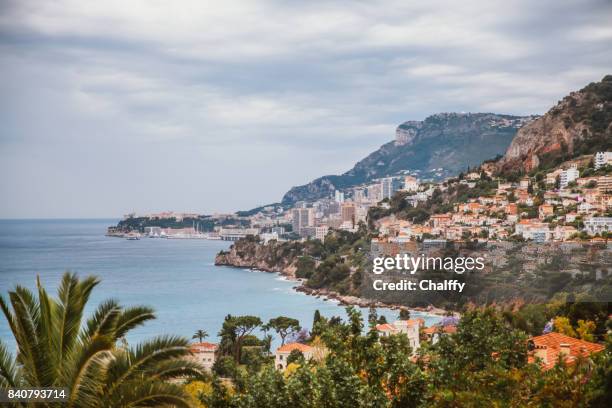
[0,272,204,407]
[192,329,208,343]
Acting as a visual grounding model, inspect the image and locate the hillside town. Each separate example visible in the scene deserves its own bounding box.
[109,150,612,247]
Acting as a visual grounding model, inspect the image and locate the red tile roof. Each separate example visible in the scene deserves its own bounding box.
[375,323,397,332]
[423,325,457,335]
[528,333,605,370]
[190,342,218,352]
[276,342,312,353]
[404,318,425,327]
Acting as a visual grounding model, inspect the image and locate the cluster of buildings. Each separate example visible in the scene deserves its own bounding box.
[374,155,612,244]
[287,175,423,239]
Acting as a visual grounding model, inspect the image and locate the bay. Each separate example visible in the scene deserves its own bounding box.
[0,219,440,349]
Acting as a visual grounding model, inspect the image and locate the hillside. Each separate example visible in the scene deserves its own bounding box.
[282,113,534,204]
[500,75,612,174]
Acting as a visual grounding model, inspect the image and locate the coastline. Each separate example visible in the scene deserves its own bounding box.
[215,262,452,318]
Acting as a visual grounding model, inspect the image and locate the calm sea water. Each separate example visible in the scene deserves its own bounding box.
[0,219,440,349]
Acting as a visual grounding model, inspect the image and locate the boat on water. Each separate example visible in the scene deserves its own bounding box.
[125,232,141,240]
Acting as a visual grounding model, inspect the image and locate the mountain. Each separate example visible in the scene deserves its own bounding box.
[282,112,535,204]
[499,75,612,174]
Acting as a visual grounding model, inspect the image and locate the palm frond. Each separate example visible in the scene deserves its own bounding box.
[36,276,55,377]
[53,273,100,365]
[0,341,20,388]
[9,286,52,386]
[106,380,194,408]
[62,335,115,407]
[82,299,121,341]
[104,335,191,394]
[113,306,155,340]
[0,295,17,345]
[148,358,205,380]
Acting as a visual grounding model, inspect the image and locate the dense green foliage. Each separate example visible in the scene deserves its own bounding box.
[198,307,612,408]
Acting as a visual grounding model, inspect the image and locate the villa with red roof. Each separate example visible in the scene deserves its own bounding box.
[528,333,605,370]
[189,342,218,371]
[422,324,457,344]
[275,342,314,370]
[376,319,424,351]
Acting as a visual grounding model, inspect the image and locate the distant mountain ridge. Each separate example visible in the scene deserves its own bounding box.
[282,112,535,204]
[499,75,612,173]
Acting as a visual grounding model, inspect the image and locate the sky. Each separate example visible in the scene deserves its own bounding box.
[0,0,611,218]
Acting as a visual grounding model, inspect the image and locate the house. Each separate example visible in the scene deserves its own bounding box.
[189,342,218,371]
[430,214,452,228]
[506,203,518,216]
[538,204,554,219]
[423,324,457,344]
[466,172,481,181]
[528,333,605,370]
[403,176,419,192]
[578,201,594,214]
[376,319,424,351]
[275,342,314,370]
[565,212,578,223]
[375,323,399,337]
[554,225,578,241]
[519,177,530,190]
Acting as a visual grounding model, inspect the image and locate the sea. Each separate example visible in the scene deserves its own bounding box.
[0,219,441,349]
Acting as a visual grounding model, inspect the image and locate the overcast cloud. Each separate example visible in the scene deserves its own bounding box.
[0,0,611,217]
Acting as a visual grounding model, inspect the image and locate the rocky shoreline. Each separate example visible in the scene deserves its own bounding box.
[293,285,450,316]
[215,253,451,317]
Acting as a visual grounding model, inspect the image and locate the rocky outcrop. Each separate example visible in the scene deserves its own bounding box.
[282,113,532,204]
[500,75,612,173]
[215,238,298,277]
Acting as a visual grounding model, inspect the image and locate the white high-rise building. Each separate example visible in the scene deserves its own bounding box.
[560,165,579,189]
[353,188,366,203]
[381,177,401,200]
[291,208,314,234]
[594,152,612,170]
[367,184,383,203]
[334,190,345,203]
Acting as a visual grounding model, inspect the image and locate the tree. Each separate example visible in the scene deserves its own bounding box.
[193,329,209,343]
[266,316,301,346]
[0,272,203,407]
[554,316,577,337]
[223,315,262,363]
[576,319,596,342]
[312,309,322,328]
[286,349,305,365]
[399,309,411,320]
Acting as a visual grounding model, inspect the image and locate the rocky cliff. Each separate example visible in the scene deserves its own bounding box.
[500,75,612,173]
[215,238,299,277]
[282,113,533,204]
